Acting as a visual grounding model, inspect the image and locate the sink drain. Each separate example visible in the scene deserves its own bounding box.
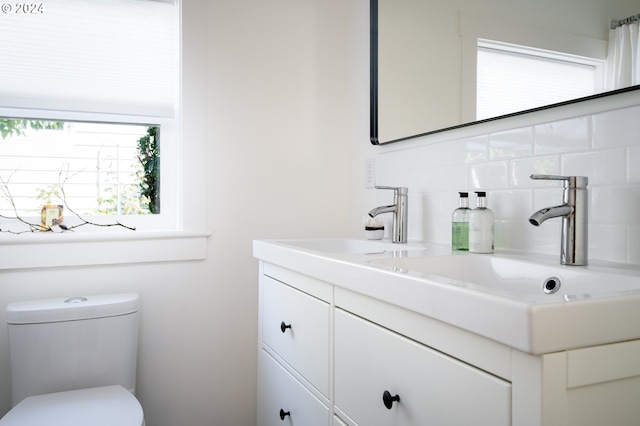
[542,277,561,294]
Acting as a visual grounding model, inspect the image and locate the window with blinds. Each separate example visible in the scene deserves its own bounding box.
[476,40,603,120]
[0,0,178,230]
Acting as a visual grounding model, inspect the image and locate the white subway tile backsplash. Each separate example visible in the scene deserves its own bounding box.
[409,212,426,241]
[528,221,562,255]
[408,168,433,193]
[450,135,489,164]
[591,186,640,225]
[432,164,468,192]
[421,191,445,218]
[426,216,451,243]
[511,156,560,187]
[469,161,509,189]
[409,192,426,216]
[534,116,590,154]
[561,148,626,186]
[593,105,640,149]
[374,103,640,264]
[532,187,565,211]
[374,149,406,174]
[496,218,555,253]
[406,142,450,170]
[489,127,533,159]
[489,190,532,220]
[589,224,627,263]
[493,220,510,250]
[627,225,640,264]
[628,146,640,183]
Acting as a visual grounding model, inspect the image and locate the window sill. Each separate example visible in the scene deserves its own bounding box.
[0,229,211,270]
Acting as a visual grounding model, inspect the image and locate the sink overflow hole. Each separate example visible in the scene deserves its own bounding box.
[543,277,561,295]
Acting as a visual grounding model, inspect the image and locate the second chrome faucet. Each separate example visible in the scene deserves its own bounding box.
[529,174,589,266]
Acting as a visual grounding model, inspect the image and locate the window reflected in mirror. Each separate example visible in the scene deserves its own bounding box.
[476,40,604,120]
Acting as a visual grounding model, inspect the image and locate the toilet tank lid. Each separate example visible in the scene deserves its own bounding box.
[6,293,139,324]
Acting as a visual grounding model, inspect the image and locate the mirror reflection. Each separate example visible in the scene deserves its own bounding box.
[371,0,640,145]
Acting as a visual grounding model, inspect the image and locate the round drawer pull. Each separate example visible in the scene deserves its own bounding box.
[279,408,290,420]
[382,390,400,409]
[280,321,292,333]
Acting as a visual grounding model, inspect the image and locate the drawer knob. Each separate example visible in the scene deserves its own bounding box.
[279,408,290,420]
[280,321,292,333]
[382,390,400,409]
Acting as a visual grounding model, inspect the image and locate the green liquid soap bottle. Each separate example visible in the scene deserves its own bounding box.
[452,192,470,251]
[469,191,494,254]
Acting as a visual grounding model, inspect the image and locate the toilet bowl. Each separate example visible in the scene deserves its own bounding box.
[0,385,144,426]
[1,293,145,425]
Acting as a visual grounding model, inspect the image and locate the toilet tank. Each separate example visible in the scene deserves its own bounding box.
[6,293,140,407]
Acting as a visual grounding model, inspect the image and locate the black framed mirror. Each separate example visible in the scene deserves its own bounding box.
[370,0,640,145]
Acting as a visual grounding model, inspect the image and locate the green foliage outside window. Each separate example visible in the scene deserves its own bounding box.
[0,119,65,140]
[137,126,160,214]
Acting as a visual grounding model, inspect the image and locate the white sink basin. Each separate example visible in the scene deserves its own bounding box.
[254,238,640,354]
[273,238,428,254]
[370,254,640,302]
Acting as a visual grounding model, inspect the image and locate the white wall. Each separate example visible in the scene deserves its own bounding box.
[0,1,353,425]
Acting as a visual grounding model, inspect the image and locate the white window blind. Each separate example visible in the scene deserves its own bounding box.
[477,41,602,120]
[0,0,178,117]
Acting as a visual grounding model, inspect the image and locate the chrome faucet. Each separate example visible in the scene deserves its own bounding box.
[529,175,589,266]
[368,186,408,243]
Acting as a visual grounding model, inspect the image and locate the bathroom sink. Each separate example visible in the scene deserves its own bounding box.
[370,254,640,302]
[254,238,640,353]
[273,238,429,254]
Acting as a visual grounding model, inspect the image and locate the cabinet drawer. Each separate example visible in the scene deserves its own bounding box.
[262,275,330,395]
[259,350,329,426]
[335,309,511,425]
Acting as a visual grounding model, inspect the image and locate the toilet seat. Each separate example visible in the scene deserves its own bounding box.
[0,385,144,426]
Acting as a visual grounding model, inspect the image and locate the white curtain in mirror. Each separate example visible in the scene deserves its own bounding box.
[606,22,640,90]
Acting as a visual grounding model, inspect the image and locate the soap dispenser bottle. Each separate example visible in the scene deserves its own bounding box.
[452,192,470,251]
[469,191,494,253]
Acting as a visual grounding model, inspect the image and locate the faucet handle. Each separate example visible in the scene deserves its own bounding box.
[375,185,408,195]
[530,174,588,188]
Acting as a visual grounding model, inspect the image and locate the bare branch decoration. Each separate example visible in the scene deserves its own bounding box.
[0,166,136,234]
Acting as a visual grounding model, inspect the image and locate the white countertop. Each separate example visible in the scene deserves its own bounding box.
[254,238,640,355]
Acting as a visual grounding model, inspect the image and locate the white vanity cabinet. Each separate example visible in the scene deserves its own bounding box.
[334,308,511,425]
[256,251,640,426]
[262,274,330,395]
[258,263,332,426]
[259,350,329,426]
